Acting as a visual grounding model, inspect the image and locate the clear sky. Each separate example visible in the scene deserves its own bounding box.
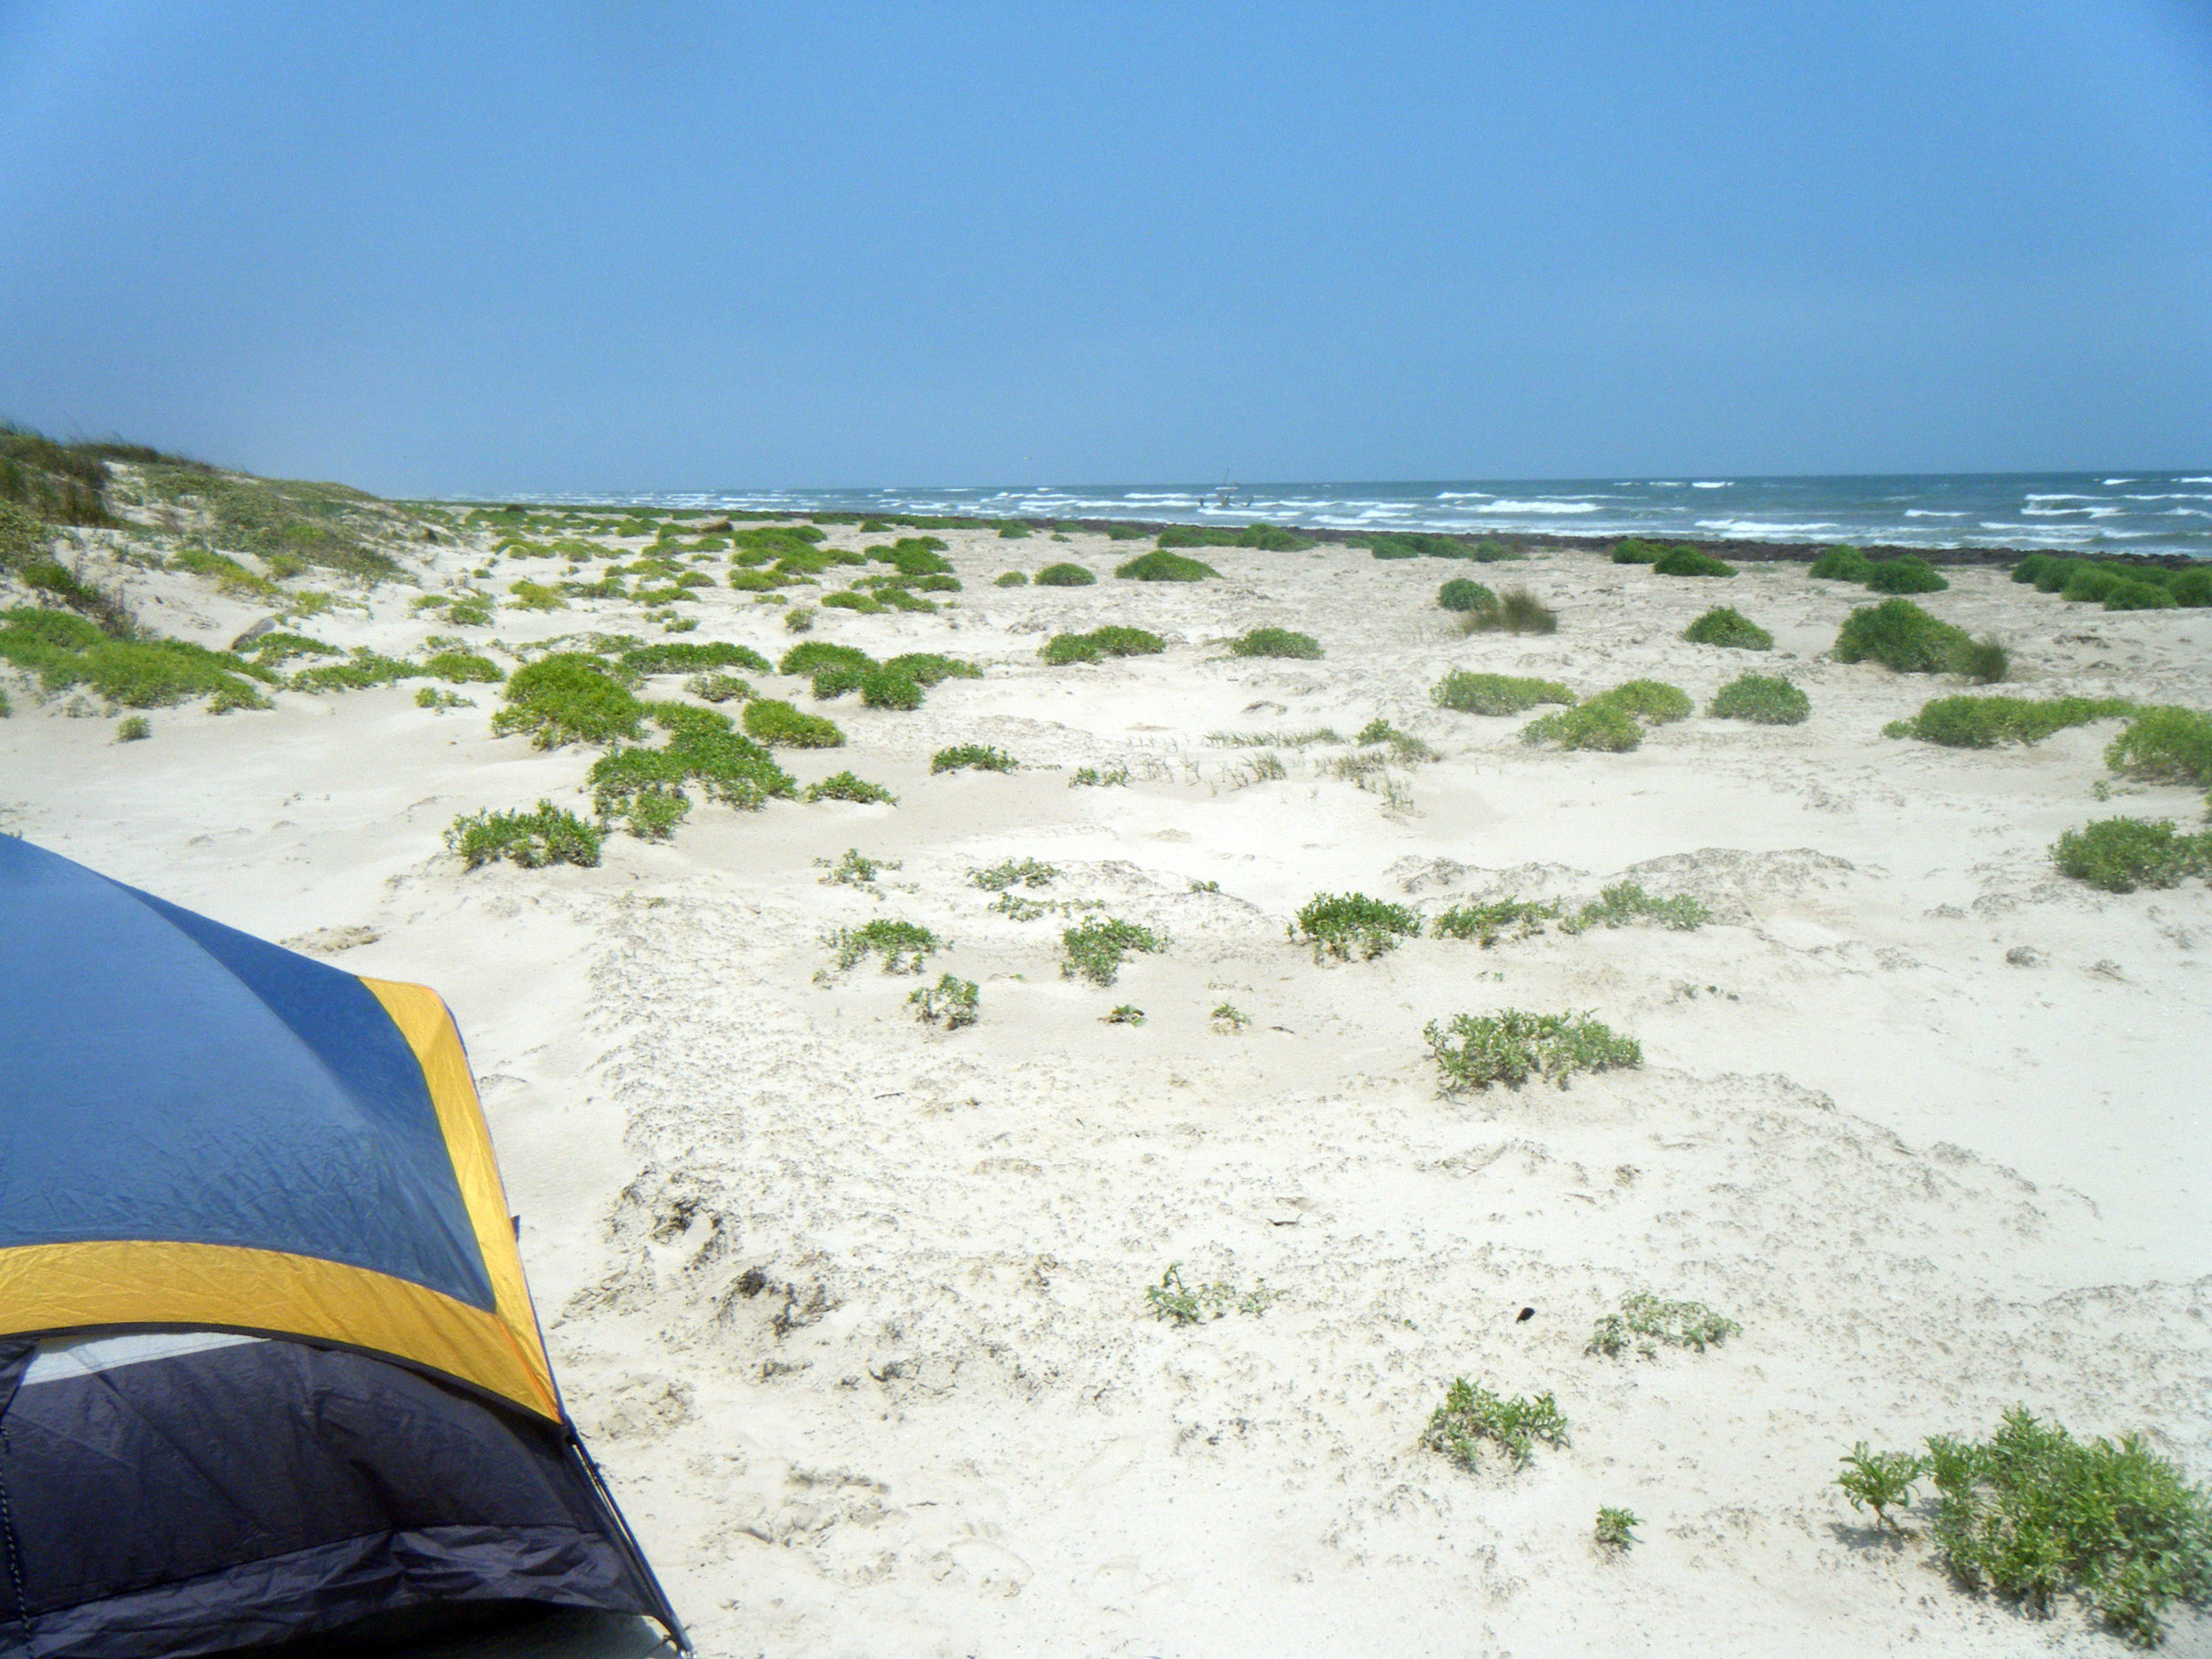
[1,2,2208,494]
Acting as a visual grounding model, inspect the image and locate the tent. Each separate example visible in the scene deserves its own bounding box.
[0,836,687,1657]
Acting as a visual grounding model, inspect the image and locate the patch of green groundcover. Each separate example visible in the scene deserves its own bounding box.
[1033,562,1096,586]
[2052,816,2212,894]
[493,653,645,748]
[1358,531,1518,561]
[1832,599,2005,680]
[1424,1009,1642,1090]
[1291,892,1421,960]
[0,607,273,711]
[1863,555,1948,594]
[1431,671,1573,716]
[1228,626,1322,659]
[1892,695,2135,749]
[1116,550,1220,582]
[1437,578,1498,613]
[1041,626,1167,665]
[2105,706,2212,787]
[1808,545,1877,581]
[446,802,604,870]
[1156,522,1315,552]
[1682,606,1772,650]
[1520,680,1691,751]
[588,703,796,836]
[1709,673,1809,725]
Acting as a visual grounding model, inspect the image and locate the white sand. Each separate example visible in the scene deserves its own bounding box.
[7,522,2210,1656]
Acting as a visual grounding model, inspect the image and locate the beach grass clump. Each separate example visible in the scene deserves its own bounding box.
[422,649,503,685]
[1061,917,1166,986]
[1832,598,1983,678]
[1229,626,1323,659]
[1069,764,1131,787]
[1437,578,1499,614]
[1520,700,1643,751]
[1652,546,1736,578]
[1432,671,1574,716]
[820,591,879,614]
[1560,880,1710,933]
[1682,606,1773,650]
[932,743,1018,773]
[995,571,1028,587]
[1292,892,1421,961]
[1424,1009,1642,1091]
[1423,1379,1568,1471]
[0,606,274,712]
[491,654,645,749]
[1463,585,1558,634]
[803,771,897,805]
[829,918,942,974]
[1586,1292,1740,1358]
[1597,679,1693,724]
[779,641,872,679]
[781,605,811,630]
[2052,818,2212,893]
[1839,1410,2212,1645]
[1709,672,1810,725]
[1041,626,1167,665]
[445,802,603,870]
[1609,538,1666,565]
[1863,555,1949,595]
[1033,562,1096,587]
[1432,898,1561,946]
[1116,550,1220,582]
[114,713,149,741]
[909,972,979,1029]
[1809,545,1878,581]
[2103,580,2181,611]
[743,698,845,748]
[2105,706,2212,787]
[1897,694,2135,749]
[506,579,569,612]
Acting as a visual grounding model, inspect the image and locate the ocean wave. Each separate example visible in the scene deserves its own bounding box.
[1691,480,1732,488]
[2103,478,2137,486]
[1905,510,1968,518]
[1695,519,1843,535]
[1475,499,1601,514]
[2180,477,2212,485]
[1434,491,1491,499]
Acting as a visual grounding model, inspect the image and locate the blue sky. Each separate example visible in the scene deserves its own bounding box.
[1,1,2207,494]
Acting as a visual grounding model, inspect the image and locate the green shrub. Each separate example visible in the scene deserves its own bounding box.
[995,571,1028,587]
[1682,606,1772,649]
[1069,764,1130,787]
[1559,880,1710,933]
[743,698,845,748]
[1432,671,1574,715]
[422,649,503,685]
[882,652,981,686]
[1809,545,1877,581]
[1587,1292,1740,1358]
[1291,892,1420,961]
[492,654,644,748]
[858,666,923,710]
[1062,917,1166,986]
[685,672,750,703]
[1041,626,1166,665]
[932,743,1018,773]
[997,522,1031,539]
[1520,701,1642,751]
[1600,680,1692,724]
[585,746,692,838]
[971,856,1056,890]
[1609,538,1665,565]
[1116,550,1220,581]
[1463,586,1558,634]
[1104,522,1150,540]
[288,649,421,694]
[171,546,278,598]
[1863,555,1948,594]
[804,771,898,804]
[1955,635,2010,684]
[2105,580,2180,611]
[1652,546,1735,578]
[1594,1508,1640,1549]
[1836,1444,1925,1533]
[782,604,813,630]
[1432,898,1560,946]
[1424,1009,1641,1090]
[0,607,273,711]
[1899,694,2134,749]
[1438,578,1498,613]
[829,918,942,973]
[1157,522,1314,552]
[621,641,772,677]
[2170,569,2212,607]
[445,802,603,870]
[2106,706,2212,787]
[1033,562,1096,587]
[507,579,568,611]
[910,973,979,1028]
[821,592,879,614]
[2010,553,2063,586]
[811,664,867,699]
[2062,565,2129,603]
[114,713,149,741]
[1229,626,1323,659]
[780,641,872,678]
[1358,531,1510,560]
[1423,1379,1568,1470]
[2052,817,2212,893]
[1832,598,1978,677]
[1709,673,1810,725]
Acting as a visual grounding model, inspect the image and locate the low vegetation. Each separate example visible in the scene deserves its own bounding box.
[1437,578,1498,613]
[743,698,845,748]
[828,918,942,973]
[1808,544,1877,581]
[995,571,1027,587]
[1836,1409,2212,1646]
[1291,892,1421,961]
[1833,598,2004,681]
[115,713,150,741]
[1041,626,1167,664]
[1709,672,1810,725]
[1069,764,1131,787]
[2052,818,2212,893]
[493,654,644,749]
[1116,550,1221,582]
[1144,1263,1277,1325]
[1424,1009,1642,1091]
[2105,706,2212,787]
[1061,917,1166,986]
[909,973,979,1029]
[1157,522,1314,552]
[588,705,796,833]
[1462,586,1557,634]
[2014,554,2212,611]
[1432,882,1709,947]
[932,743,1018,773]
[1424,1379,1568,1471]
[971,856,1057,891]
[1228,626,1322,659]
[1863,554,1948,594]
[1033,562,1096,586]
[1356,531,1517,561]
[1651,546,1736,578]
[1891,694,2135,749]
[445,802,604,870]
[1432,671,1574,716]
[1594,1507,1641,1550]
[804,771,897,805]
[1682,605,1773,649]
[621,641,772,677]
[1587,1292,1740,1358]
[0,607,272,712]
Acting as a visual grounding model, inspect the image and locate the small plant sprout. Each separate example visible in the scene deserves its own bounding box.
[970,856,1057,891]
[1210,1002,1250,1033]
[415,687,474,711]
[114,715,151,741]
[1188,878,1221,893]
[1586,1292,1741,1358]
[909,973,979,1030]
[1594,1507,1640,1550]
[1292,892,1422,961]
[1144,1264,1275,1325]
[816,848,899,887]
[1061,917,1166,986]
[1104,1003,1146,1025]
[826,918,943,973]
[1425,1010,1642,1091]
[1423,1379,1569,1471]
[931,743,1018,774]
[1069,764,1132,787]
[785,606,815,633]
[1835,1443,1924,1533]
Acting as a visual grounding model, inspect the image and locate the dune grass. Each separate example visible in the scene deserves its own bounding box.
[1041,626,1167,665]
[1432,671,1573,715]
[0,607,273,712]
[1425,1009,1641,1091]
[804,771,898,805]
[1462,586,1558,634]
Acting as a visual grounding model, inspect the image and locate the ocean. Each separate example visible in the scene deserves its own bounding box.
[518,472,2212,560]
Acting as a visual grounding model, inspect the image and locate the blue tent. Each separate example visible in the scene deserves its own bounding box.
[0,836,687,1656]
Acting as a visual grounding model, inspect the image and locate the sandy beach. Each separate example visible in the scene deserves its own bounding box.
[6,511,2209,1657]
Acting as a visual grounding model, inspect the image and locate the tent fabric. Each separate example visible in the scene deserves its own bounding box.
[0,1333,652,1658]
[0,838,687,1655]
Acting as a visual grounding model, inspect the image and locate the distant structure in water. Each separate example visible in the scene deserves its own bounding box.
[1213,475,1237,510]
